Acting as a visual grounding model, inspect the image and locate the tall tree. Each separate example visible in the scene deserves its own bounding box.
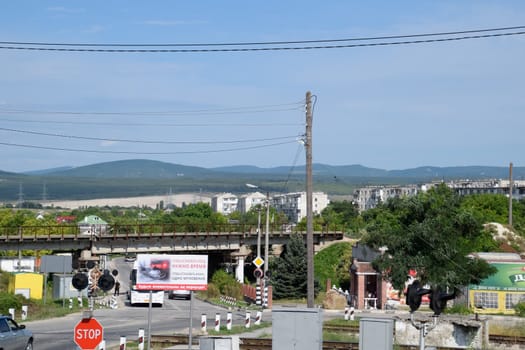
[362,184,497,291]
[270,233,309,299]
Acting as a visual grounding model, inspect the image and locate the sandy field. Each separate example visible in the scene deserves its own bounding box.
[44,193,211,209]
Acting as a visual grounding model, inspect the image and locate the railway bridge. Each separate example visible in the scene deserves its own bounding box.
[0,223,346,281]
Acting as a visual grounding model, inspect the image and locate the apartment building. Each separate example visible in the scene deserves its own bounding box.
[272,191,330,224]
[211,193,238,215]
[237,191,267,214]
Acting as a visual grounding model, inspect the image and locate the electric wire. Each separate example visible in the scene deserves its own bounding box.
[0,140,298,155]
[0,118,303,127]
[0,103,304,116]
[1,25,523,47]
[1,31,523,53]
[0,126,301,145]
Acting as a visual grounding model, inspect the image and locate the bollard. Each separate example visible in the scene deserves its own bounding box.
[99,340,106,350]
[78,295,83,308]
[245,311,251,329]
[8,308,15,320]
[215,313,221,332]
[201,314,207,332]
[69,298,73,309]
[226,312,232,331]
[255,311,262,325]
[119,336,126,350]
[344,306,349,320]
[350,306,355,321]
[138,328,144,350]
[21,305,28,321]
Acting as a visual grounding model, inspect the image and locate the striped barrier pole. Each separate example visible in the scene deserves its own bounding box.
[245,311,251,329]
[215,313,221,332]
[21,305,28,321]
[201,314,207,332]
[69,298,73,309]
[119,336,126,350]
[256,285,262,305]
[255,311,262,325]
[78,295,83,308]
[226,312,232,330]
[138,328,144,350]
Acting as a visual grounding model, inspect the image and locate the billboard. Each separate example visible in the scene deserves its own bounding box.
[135,254,208,291]
[470,262,525,291]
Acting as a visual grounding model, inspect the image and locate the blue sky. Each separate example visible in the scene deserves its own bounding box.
[1,1,524,173]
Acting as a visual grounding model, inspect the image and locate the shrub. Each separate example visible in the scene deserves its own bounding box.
[205,283,220,299]
[514,301,525,317]
[211,269,241,298]
[0,292,24,315]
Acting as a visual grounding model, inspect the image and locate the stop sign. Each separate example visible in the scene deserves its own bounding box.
[74,317,104,350]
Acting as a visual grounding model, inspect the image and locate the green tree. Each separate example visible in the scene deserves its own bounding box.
[362,184,497,291]
[270,233,316,299]
[314,242,352,290]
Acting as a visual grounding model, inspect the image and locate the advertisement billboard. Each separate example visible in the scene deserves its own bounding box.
[135,254,208,291]
[470,262,525,291]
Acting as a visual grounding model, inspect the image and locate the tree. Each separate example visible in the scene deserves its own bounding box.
[270,233,310,299]
[362,184,497,292]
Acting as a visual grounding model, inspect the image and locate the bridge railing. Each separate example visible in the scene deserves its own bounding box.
[0,223,347,241]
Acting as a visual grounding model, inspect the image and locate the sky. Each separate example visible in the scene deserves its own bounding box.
[1,1,524,173]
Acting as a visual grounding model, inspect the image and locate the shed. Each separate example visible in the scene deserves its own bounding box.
[8,272,44,300]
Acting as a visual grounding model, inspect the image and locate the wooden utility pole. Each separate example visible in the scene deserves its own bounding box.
[509,162,513,226]
[305,91,314,308]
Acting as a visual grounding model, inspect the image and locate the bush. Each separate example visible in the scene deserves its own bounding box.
[205,283,220,299]
[211,270,241,298]
[514,301,525,317]
[0,292,25,315]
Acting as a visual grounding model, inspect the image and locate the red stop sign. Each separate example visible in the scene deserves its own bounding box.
[74,317,104,350]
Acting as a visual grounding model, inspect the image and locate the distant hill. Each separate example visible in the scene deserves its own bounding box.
[0,159,523,202]
[45,159,216,178]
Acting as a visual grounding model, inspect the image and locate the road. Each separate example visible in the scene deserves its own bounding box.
[24,257,255,349]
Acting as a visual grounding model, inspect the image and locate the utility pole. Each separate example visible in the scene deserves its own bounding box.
[509,162,513,226]
[305,91,314,308]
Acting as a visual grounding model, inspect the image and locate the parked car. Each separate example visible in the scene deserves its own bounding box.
[0,315,33,350]
[124,254,137,262]
[168,290,191,300]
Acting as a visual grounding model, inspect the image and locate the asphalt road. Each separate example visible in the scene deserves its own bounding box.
[23,257,254,350]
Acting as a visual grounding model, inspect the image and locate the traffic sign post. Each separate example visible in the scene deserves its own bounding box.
[74,317,104,350]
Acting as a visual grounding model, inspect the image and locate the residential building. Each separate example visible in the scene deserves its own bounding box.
[272,191,329,224]
[78,215,109,235]
[211,193,238,215]
[237,191,267,214]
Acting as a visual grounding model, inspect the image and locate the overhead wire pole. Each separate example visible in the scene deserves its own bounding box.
[305,91,314,308]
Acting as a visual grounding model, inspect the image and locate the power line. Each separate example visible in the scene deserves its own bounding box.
[0,118,303,127]
[0,126,302,145]
[0,103,304,116]
[1,25,523,47]
[0,140,299,155]
[0,28,523,53]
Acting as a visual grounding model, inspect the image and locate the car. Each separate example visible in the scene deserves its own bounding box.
[124,254,137,262]
[0,315,33,350]
[168,290,191,300]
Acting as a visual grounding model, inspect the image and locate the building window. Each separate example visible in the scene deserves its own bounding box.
[505,293,525,310]
[473,292,498,309]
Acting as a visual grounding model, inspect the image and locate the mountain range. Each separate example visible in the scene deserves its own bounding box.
[18,159,524,180]
[0,159,522,202]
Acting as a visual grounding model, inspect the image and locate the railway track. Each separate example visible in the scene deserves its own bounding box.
[151,333,525,350]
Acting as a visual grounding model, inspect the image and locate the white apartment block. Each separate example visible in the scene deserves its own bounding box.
[211,193,238,215]
[272,192,330,224]
[237,191,267,214]
[353,179,525,212]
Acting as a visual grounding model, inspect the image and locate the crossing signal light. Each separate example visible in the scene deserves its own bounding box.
[97,270,115,292]
[429,287,456,315]
[406,280,431,313]
[72,272,89,291]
